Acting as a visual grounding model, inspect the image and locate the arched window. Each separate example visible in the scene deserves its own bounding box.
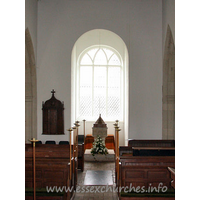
[77,46,123,121]
[72,29,129,145]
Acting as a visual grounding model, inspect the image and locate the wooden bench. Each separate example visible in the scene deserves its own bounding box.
[119,146,133,156]
[25,144,75,200]
[120,156,175,187]
[118,146,175,200]
[31,143,84,171]
[128,140,175,148]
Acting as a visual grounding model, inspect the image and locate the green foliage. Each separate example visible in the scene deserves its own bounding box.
[91,135,109,156]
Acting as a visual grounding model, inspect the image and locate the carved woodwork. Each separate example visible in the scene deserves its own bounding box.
[42,90,64,135]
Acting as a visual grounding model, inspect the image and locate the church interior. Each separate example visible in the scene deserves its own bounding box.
[24,0,177,199]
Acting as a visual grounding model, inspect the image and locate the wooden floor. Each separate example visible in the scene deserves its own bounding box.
[74,161,117,200]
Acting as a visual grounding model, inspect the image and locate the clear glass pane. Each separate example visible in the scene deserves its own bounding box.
[79,66,92,116]
[94,49,107,65]
[107,67,121,117]
[80,53,92,65]
[103,48,114,60]
[109,54,121,65]
[79,47,122,119]
[93,67,106,117]
[87,48,98,61]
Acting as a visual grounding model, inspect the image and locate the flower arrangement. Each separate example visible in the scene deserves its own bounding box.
[91,135,109,156]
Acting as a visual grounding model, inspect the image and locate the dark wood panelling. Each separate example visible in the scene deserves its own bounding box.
[128,140,175,148]
[42,90,64,135]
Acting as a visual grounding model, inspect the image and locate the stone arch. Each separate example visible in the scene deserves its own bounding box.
[162,25,175,139]
[25,28,37,142]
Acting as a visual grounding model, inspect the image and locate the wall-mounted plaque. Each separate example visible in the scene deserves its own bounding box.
[42,90,64,135]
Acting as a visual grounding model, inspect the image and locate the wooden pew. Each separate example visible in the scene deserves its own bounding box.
[128,140,175,148]
[118,147,175,200]
[25,144,73,200]
[25,122,81,200]
[120,156,175,188]
[132,147,175,156]
[119,146,132,156]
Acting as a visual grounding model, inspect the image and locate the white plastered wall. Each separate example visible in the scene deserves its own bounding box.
[36,0,163,143]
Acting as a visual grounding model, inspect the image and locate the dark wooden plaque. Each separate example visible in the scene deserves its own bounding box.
[42,90,64,135]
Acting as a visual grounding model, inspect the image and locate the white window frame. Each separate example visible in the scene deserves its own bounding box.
[76,45,124,122]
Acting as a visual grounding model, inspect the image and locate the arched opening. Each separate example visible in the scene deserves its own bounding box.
[162,25,175,139]
[71,29,129,145]
[25,28,37,142]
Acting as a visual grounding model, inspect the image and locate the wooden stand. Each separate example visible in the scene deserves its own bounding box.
[29,138,38,200]
[114,121,121,183]
[72,121,79,190]
[68,128,72,180]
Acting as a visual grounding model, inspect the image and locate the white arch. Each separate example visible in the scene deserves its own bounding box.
[71,29,129,145]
